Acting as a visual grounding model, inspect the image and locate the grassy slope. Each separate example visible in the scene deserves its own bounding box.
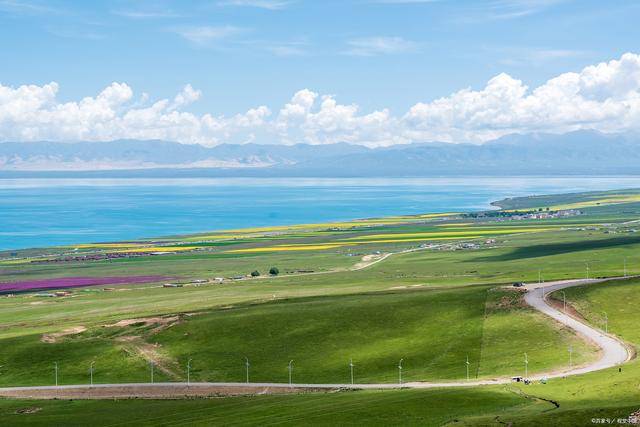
[560,279,640,345]
[0,286,596,386]
[477,289,593,378]
[0,387,538,427]
[465,278,640,425]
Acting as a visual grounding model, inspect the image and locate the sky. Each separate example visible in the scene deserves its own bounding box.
[1,0,640,146]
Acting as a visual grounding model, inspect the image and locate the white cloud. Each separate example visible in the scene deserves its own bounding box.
[404,53,640,141]
[0,82,270,146]
[217,0,293,10]
[266,43,306,57]
[496,47,587,67]
[1,53,640,146]
[452,0,567,22]
[0,0,57,15]
[344,36,418,57]
[113,9,183,19]
[171,25,246,46]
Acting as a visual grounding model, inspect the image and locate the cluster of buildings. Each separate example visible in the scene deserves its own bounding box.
[496,209,582,221]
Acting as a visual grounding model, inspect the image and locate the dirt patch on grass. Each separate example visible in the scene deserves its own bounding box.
[105,315,180,329]
[115,335,181,379]
[486,290,528,312]
[104,315,182,336]
[545,297,588,323]
[352,253,388,270]
[388,284,425,290]
[14,407,42,414]
[101,315,186,378]
[41,326,87,343]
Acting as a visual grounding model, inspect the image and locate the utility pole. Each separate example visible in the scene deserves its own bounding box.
[349,358,354,385]
[288,360,294,386]
[603,312,608,334]
[560,290,567,313]
[466,355,470,381]
[586,263,590,279]
[624,257,627,277]
[54,362,58,386]
[569,346,573,370]
[150,361,154,384]
[89,361,95,387]
[398,359,403,385]
[245,357,250,384]
[524,353,528,379]
[538,269,542,284]
[187,358,192,386]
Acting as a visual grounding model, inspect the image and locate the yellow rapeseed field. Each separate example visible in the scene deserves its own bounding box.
[227,243,349,253]
[342,228,554,241]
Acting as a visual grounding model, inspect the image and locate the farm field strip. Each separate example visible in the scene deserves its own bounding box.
[342,228,556,240]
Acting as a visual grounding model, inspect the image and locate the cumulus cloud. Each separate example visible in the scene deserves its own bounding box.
[0,82,270,146]
[403,52,640,142]
[1,53,640,146]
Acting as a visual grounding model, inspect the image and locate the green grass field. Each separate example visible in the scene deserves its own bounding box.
[0,286,596,386]
[0,189,639,425]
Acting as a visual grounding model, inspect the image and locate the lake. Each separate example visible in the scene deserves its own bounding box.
[2,176,640,250]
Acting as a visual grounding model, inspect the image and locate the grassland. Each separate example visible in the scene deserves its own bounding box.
[0,189,639,425]
[2,278,637,426]
[0,286,596,386]
[0,388,535,426]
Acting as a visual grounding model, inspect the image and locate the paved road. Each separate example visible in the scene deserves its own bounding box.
[521,277,631,377]
[0,277,632,399]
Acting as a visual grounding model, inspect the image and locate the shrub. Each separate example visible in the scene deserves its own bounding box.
[269,267,279,276]
[251,270,260,277]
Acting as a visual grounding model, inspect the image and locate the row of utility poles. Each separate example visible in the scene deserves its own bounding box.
[47,356,544,387]
[536,257,632,283]
[52,358,404,386]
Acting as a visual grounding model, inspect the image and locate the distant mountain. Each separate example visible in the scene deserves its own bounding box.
[281,130,640,176]
[1,130,639,177]
[0,139,368,171]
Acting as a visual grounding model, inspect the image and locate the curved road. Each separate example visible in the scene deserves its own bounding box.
[521,278,630,378]
[0,277,632,399]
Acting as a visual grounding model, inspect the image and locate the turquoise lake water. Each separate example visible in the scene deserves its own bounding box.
[2,176,640,250]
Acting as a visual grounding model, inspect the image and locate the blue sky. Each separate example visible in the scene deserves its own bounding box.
[1,0,640,146]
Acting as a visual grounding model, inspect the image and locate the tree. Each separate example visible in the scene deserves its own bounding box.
[269,267,279,276]
[251,270,260,277]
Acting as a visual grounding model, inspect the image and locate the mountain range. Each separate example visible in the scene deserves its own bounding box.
[1,130,639,177]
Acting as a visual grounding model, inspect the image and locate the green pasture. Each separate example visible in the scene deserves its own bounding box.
[0,285,595,387]
[0,387,537,426]
[0,189,639,425]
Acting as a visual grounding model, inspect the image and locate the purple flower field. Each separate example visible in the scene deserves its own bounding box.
[0,276,170,293]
